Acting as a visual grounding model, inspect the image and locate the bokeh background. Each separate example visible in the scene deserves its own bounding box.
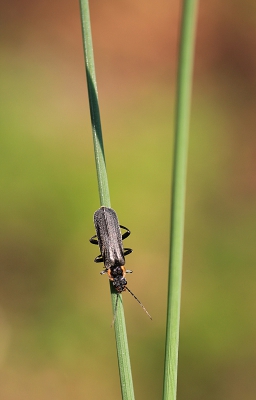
[1,0,256,399]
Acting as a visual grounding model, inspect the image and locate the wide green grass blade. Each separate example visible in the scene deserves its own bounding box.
[79,1,135,399]
[163,1,199,400]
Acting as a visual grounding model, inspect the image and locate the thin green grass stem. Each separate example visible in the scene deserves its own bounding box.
[163,1,198,400]
[79,1,135,399]
[79,0,109,206]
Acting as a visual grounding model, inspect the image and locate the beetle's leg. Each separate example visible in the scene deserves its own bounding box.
[94,255,104,263]
[120,225,131,240]
[124,248,132,257]
[89,234,98,245]
[100,268,108,275]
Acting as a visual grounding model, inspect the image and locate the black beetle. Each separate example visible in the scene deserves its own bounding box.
[90,206,152,320]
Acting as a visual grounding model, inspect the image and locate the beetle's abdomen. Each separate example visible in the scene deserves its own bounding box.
[94,207,125,268]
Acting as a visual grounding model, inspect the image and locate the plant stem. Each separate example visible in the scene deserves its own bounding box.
[79,1,135,399]
[79,0,110,206]
[162,1,198,400]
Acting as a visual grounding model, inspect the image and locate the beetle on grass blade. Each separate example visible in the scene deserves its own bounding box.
[90,206,152,321]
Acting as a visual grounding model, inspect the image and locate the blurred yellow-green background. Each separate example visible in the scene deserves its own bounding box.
[1,1,256,399]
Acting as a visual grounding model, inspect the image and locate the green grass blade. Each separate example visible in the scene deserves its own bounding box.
[163,1,199,400]
[79,0,110,206]
[79,1,135,399]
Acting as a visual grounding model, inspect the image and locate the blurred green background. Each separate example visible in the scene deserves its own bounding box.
[1,1,256,399]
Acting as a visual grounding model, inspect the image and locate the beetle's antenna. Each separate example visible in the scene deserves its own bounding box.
[111,294,119,327]
[126,286,152,320]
